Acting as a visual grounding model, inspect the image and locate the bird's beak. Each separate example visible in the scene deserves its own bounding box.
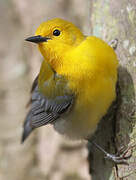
[25,35,51,43]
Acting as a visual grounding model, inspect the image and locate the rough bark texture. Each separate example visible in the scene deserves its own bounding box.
[88,0,136,179]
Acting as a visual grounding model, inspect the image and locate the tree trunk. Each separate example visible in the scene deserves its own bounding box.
[88,0,136,179]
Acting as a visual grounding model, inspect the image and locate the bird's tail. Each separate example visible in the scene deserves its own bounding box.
[21,111,33,143]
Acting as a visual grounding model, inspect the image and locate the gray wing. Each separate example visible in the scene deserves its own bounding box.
[29,86,73,127]
[22,75,74,143]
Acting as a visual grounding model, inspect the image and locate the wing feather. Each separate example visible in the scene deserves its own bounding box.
[22,73,74,143]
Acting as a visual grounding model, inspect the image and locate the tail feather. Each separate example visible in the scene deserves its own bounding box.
[21,112,33,143]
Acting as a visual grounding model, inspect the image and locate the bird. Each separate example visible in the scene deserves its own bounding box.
[22,18,122,162]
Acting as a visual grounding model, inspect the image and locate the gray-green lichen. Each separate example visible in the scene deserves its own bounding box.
[89,0,136,179]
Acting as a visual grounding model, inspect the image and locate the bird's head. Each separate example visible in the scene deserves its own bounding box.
[26,18,85,69]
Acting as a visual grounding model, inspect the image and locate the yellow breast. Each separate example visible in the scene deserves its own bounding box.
[54,36,118,138]
[38,36,118,139]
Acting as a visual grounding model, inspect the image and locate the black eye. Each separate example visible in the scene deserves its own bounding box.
[53,29,61,36]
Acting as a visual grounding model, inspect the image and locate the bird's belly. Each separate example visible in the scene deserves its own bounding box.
[53,80,116,140]
[53,106,101,140]
[53,119,97,140]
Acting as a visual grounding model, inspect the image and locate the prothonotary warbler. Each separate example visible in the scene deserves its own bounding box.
[22,18,124,163]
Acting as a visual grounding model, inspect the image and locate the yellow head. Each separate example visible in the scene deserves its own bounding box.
[26,18,85,67]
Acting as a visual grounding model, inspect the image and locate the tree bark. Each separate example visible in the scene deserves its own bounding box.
[88,0,136,179]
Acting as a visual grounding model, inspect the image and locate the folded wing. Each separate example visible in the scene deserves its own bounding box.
[22,74,74,143]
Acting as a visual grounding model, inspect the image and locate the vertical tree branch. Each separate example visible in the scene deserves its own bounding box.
[88,0,136,179]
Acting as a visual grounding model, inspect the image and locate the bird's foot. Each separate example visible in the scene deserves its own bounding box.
[109,39,118,50]
[89,141,132,165]
[104,146,132,165]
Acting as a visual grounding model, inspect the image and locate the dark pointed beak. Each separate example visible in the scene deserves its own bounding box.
[25,35,50,43]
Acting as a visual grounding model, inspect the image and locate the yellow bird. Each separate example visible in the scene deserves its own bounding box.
[22,18,120,162]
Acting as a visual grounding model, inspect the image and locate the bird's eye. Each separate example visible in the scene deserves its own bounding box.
[53,29,61,36]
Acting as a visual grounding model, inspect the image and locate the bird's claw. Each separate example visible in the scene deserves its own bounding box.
[105,153,129,165]
[104,147,132,165]
[109,39,118,50]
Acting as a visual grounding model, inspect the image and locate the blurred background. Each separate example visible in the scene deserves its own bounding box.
[0,0,91,180]
[1,0,136,179]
